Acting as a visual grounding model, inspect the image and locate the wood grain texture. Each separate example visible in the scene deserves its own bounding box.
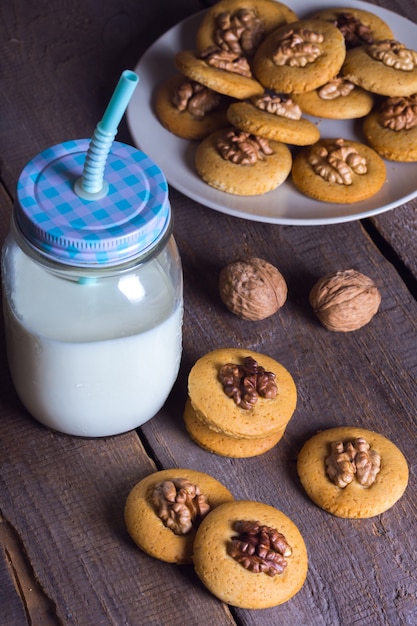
[0,1,416,625]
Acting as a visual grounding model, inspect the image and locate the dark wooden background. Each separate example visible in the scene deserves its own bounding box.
[0,1,416,625]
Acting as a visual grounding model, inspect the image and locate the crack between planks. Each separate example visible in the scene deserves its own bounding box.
[361,218,417,301]
[0,514,61,626]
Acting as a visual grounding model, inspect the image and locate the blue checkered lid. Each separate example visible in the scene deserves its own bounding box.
[15,139,170,267]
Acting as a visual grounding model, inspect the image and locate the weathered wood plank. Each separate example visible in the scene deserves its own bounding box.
[0,382,237,625]
[370,204,417,279]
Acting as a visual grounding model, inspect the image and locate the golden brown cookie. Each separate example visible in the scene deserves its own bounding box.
[193,500,308,609]
[155,75,229,140]
[175,49,264,100]
[124,468,234,564]
[187,348,297,439]
[196,0,298,56]
[195,127,292,195]
[363,94,417,161]
[291,137,386,204]
[310,7,394,48]
[253,19,346,94]
[227,96,320,145]
[297,426,409,518]
[292,77,374,119]
[183,397,285,457]
[342,41,417,97]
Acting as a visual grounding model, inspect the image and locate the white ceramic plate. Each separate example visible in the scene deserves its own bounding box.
[127,0,417,225]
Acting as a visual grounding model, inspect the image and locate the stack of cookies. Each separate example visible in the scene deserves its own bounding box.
[154,0,417,201]
[183,347,297,457]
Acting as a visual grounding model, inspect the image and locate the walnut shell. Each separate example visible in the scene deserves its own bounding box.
[219,257,287,321]
[309,269,381,332]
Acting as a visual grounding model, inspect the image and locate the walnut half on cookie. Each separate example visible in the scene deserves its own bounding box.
[252,19,346,94]
[124,468,234,564]
[297,426,409,518]
[193,500,308,608]
[195,127,292,195]
[292,138,386,203]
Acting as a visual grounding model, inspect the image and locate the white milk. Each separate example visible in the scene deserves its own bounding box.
[3,239,183,436]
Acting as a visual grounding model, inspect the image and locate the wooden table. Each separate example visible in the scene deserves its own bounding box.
[1,1,416,624]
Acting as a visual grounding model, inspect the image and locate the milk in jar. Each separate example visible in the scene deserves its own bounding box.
[1,138,183,437]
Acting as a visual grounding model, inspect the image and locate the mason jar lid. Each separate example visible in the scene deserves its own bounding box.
[15,139,170,267]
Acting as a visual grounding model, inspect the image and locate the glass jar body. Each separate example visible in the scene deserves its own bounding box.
[1,223,183,436]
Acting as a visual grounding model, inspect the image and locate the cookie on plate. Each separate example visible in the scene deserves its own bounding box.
[184,397,285,457]
[186,348,297,441]
[175,48,264,100]
[363,94,417,161]
[227,94,320,145]
[292,76,374,119]
[342,40,417,97]
[155,75,229,140]
[124,468,234,564]
[291,137,386,203]
[196,0,298,57]
[193,500,308,609]
[195,127,292,195]
[309,7,394,49]
[297,426,409,518]
[252,19,346,94]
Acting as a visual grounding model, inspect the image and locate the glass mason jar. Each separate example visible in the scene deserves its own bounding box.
[1,140,183,437]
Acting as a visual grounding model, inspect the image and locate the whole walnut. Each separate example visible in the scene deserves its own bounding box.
[309,269,381,332]
[219,257,287,320]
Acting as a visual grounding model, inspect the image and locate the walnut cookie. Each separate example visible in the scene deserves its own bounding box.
[124,468,234,564]
[291,76,374,120]
[195,0,298,57]
[309,7,394,48]
[342,39,417,97]
[195,127,292,195]
[291,137,386,204]
[184,397,285,457]
[174,48,264,100]
[155,74,230,140]
[227,94,320,145]
[185,348,297,443]
[193,500,308,609]
[363,94,417,161]
[297,426,409,518]
[252,19,346,94]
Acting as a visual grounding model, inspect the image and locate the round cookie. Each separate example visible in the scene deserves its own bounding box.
[297,426,409,518]
[195,127,292,195]
[155,75,229,140]
[363,95,417,162]
[227,98,320,145]
[309,7,394,48]
[124,468,234,564]
[187,348,297,439]
[193,500,308,609]
[196,0,298,56]
[183,397,285,457]
[291,137,386,204]
[292,78,374,119]
[175,49,264,100]
[252,19,346,94]
[342,41,417,97]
